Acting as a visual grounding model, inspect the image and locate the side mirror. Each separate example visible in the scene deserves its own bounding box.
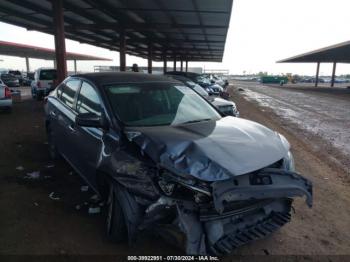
[76,112,109,130]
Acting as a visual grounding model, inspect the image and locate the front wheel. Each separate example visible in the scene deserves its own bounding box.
[31,88,36,99]
[106,182,127,242]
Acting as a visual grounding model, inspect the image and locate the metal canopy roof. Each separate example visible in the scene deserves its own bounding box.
[0,0,233,62]
[0,40,112,61]
[278,40,350,63]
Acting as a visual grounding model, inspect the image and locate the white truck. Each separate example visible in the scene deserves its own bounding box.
[31,68,57,100]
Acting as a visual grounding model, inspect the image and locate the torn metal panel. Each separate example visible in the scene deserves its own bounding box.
[211,169,313,213]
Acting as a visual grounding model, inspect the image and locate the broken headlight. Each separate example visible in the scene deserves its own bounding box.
[283,151,295,171]
[158,169,212,202]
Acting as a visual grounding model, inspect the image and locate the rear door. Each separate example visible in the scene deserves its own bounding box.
[70,81,104,187]
[39,69,57,90]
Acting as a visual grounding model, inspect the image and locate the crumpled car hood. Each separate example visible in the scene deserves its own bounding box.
[125,117,289,181]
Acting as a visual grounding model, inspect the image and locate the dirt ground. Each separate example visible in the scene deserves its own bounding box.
[0,86,349,259]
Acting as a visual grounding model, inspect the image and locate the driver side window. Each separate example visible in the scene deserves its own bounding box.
[76,81,102,116]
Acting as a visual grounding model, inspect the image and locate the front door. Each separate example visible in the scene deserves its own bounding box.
[70,81,105,188]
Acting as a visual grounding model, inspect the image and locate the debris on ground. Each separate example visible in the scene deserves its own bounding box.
[49,192,60,201]
[74,194,104,214]
[16,166,24,171]
[34,202,39,207]
[24,171,40,179]
[46,164,55,169]
[68,171,73,176]
[90,194,100,202]
[80,185,89,192]
[88,206,101,214]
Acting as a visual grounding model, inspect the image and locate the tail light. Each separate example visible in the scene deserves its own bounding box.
[37,81,41,88]
[4,86,11,98]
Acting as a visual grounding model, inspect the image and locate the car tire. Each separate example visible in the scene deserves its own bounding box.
[36,92,43,101]
[106,182,127,242]
[31,88,36,99]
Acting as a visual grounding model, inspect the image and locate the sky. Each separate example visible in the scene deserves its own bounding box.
[1,0,350,76]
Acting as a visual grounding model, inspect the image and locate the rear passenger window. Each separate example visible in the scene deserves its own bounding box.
[60,80,81,108]
[76,82,101,116]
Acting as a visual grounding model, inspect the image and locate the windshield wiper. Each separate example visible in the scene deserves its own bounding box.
[179,118,211,125]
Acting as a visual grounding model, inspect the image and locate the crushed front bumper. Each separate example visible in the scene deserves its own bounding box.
[175,169,313,255]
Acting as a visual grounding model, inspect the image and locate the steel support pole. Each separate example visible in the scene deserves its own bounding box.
[25,57,30,73]
[120,29,126,71]
[52,0,67,83]
[185,60,188,72]
[315,62,320,87]
[331,62,337,87]
[163,54,167,74]
[148,44,153,74]
[74,59,77,74]
[180,59,183,71]
[173,56,177,71]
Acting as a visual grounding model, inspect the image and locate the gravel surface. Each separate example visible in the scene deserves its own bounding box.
[232,81,350,172]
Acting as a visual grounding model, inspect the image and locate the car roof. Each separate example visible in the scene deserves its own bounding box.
[71,72,179,86]
[166,74,191,82]
[165,71,200,77]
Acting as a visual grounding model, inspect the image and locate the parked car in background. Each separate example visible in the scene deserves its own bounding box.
[166,74,239,117]
[204,74,228,87]
[0,73,20,87]
[45,72,312,256]
[31,68,57,100]
[8,70,24,85]
[22,72,34,86]
[0,79,12,112]
[165,71,224,95]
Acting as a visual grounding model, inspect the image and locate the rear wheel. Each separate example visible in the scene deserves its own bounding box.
[31,88,36,99]
[36,92,43,101]
[106,182,127,242]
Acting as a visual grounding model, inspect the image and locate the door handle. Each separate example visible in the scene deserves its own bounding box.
[68,124,76,132]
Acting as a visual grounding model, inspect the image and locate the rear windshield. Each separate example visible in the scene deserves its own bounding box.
[39,70,57,80]
[9,70,21,76]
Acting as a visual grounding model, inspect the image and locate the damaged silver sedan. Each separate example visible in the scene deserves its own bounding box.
[45,72,312,256]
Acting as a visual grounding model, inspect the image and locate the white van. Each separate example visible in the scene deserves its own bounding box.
[31,68,57,100]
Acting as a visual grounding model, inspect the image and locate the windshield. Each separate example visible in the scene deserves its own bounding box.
[1,74,16,80]
[105,82,221,127]
[39,70,57,80]
[9,70,21,76]
[195,76,211,85]
[186,81,209,97]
